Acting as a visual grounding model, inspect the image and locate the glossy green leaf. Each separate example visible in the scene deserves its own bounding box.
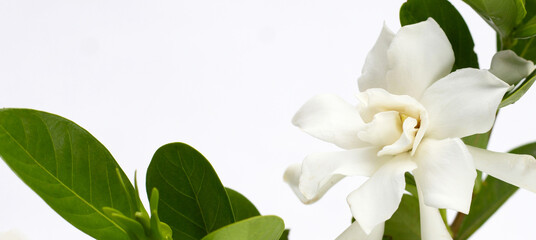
[514,16,536,38]
[278,229,290,240]
[462,0,526,38]
[0,109,137,240]
[514,0,536,38]
[511,0,536,58]
[400,0,479,70]
[201,215,285,240]
[225,188,291,239]
[383,194,421,239]
[226,188,261,221]
[499,0,536,107]
[146,143,235,240]
[454,142,536,240]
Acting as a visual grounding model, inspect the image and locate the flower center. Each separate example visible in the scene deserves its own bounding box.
[357,88,428,156]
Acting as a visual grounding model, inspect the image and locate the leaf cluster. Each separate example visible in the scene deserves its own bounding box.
[0,109,286,240]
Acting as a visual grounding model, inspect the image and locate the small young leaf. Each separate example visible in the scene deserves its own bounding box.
[454,142,536,240]
[226,187,261,221]
[0,109,138,240]
[400,0,479,70]
[201,215,285,240]
[146,143,235,240]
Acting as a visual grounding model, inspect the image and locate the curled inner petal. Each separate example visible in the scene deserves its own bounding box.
[358,111,402,147]
[357,88,428,155]
[378,117,418,156]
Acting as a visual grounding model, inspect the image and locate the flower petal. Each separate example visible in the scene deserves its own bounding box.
[385,18,454,99]
[413,138,475,213]
[421,68,510,139]
[336,221,385,240]
[358,23,395,92]
[467,146,536,192]
[298,147,384,203]
[378,117,418,156]
[347,154,417,234]
[490,50,536,85]
[357,88,425,123]
[292,94,367,149]
[358,111,402,147]
[417,187,453,240]
[283,162,317,204]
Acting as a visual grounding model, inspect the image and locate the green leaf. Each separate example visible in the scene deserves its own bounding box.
[226,188,261,221]
[400,0,479,70]
[383,194,421,239]
[499,0,536,107]
[201,215,285,240]
[404,173,418,197]
[278,229,290,240]
[454,142,536,240]
[146,143,235,240]
[513,0,536,38]
[462,131,491,149]
[462,0,526,38]
[0,109,138,240]
[514,16,536,38]
[500,69,536,108]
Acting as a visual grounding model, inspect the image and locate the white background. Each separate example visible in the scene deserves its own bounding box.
[0,0,535,239]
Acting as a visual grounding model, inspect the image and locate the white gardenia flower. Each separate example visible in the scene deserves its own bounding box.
[284,18,536,240]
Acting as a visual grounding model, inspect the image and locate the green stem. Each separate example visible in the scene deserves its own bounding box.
[440,209,453,236]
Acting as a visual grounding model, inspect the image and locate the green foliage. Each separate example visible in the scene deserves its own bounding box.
[0,109,139,240]
[226,188,261,221]
[454,142,536,240]
[226,187,290,240]
[462,131,491,149]
[500,0,536,108]
[146,143,235,240]
[513,16,536,38]
[400,0,479,70]
[511,0,536,59]
[383,194,421,240]
[102,177,172,240]
[200,216,285,240]
[462,0,526,39]
[513,0,536,38]
[278,229,290,240]
[404,172,418,197]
